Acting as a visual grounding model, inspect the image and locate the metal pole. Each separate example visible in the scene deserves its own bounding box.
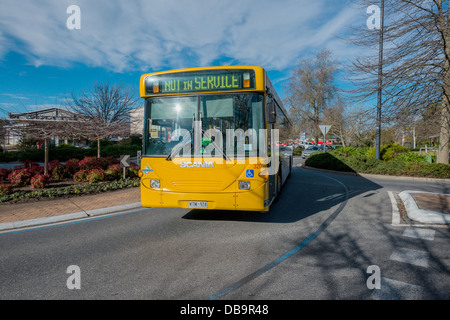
[375,0,384,160]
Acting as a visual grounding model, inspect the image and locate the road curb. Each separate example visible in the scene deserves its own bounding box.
[300,164,450,183]
[399,191,450,224]
[298,164,358,176]
[359,173,450,184]
[0,202,143,232]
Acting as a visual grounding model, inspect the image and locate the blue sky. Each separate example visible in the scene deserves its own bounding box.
[0,0,366,118]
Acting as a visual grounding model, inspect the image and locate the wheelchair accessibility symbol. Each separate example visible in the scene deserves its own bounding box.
[246,169,255,178]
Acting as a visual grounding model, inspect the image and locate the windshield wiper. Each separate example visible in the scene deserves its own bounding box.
[166,118,230,162]
[201,128,230,161]
[166,129,192,161]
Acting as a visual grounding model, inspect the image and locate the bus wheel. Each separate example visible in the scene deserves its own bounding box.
[287,156,292,178]
[274,170,282,202]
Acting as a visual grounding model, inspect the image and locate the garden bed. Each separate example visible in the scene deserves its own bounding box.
[0,178,140,204]
[0,156,141,203]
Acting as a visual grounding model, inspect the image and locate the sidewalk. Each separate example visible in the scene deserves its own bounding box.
[0,187,142,231]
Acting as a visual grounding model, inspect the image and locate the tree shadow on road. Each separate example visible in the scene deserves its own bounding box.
[182,157,382,224]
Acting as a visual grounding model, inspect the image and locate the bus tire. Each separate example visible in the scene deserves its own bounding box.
[274,170,282,202]
[287,156,292,178]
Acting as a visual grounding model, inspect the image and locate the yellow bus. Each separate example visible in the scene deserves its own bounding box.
[138,66,292,211]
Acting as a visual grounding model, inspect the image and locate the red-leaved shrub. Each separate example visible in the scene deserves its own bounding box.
[78,157,104,170]
[8,169,32,186]
[86,168,105,183]
[30,174,50,189]
[73,169,90,182]
[51,164,67,181]
[64,158,80,174]
[105,164,122,180]
[0,184,13,195]
[0,168,11,182]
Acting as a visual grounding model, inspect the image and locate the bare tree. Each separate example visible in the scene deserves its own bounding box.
[10,120,69,174]
[66,81,139,158]
[348,0,450,163]
[323,102,348,146]
[413,103,442,146]
[286,50,339,144]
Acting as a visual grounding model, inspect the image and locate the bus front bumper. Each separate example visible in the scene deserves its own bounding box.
[140,182,268,212]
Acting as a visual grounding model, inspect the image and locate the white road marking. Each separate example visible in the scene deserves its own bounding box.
[373,193,438,300]
[390,247,429,268]
[371,277,423,300]
[402,227,435,241]
[388,191,401,226]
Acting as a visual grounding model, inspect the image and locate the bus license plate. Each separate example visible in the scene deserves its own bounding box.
[188,201,208,209]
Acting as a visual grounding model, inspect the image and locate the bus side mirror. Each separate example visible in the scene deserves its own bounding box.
[268,101,276,124]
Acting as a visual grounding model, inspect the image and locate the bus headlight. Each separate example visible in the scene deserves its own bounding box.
[239,181,250,190]
[150,180,160,188]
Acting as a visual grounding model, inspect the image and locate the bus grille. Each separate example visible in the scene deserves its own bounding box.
[170,180,225,191]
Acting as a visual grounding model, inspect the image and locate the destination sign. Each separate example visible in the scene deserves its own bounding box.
[144,69,256,95]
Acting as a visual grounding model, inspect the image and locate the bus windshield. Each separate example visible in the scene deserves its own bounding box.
[144,93,264,157]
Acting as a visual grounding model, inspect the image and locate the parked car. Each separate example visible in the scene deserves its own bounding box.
[318,145,332,151]
[301,146,320,159]
[299,141,314,149]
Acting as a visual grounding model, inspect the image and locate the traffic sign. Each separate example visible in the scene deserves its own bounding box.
[319,125,331,136]
[319,125,332,152]
[120,155,131,168]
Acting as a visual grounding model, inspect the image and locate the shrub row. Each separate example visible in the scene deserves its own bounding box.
[305,145,450,179]
[0,177,140,203]
[0,156,139,194]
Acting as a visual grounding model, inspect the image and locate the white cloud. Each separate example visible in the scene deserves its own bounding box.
[0,0,361,73]
[0,102,18,108]
[1,93,29,100]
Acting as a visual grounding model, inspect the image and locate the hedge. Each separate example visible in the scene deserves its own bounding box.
[305,145,450,179]
[0,156,141,202]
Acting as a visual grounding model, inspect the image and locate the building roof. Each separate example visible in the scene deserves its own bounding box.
[8,108,81,122]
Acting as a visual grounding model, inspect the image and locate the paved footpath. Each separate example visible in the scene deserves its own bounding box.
[410,192,450,214]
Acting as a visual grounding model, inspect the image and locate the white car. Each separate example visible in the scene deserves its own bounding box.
[301,146,320,159]
[300,141,314,149]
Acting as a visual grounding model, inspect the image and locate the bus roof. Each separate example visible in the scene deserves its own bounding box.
[140,66,265,97]
[140,66,290,123]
